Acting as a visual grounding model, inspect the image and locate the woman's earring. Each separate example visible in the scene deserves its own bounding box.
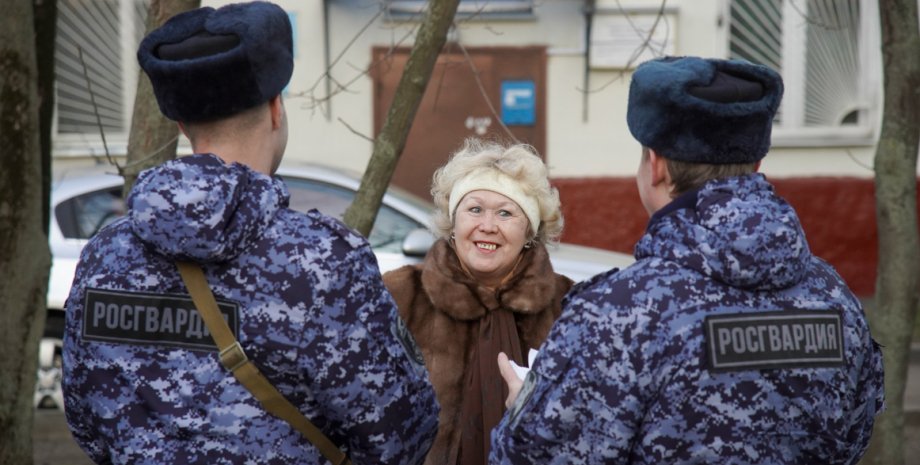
[450,232,456,242]
[524,239,535,249]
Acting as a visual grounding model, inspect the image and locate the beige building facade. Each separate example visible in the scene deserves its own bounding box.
[49,0,918,295]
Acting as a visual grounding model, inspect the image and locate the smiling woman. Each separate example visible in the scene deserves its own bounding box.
[382,138,573,465]
[451,190,530,289]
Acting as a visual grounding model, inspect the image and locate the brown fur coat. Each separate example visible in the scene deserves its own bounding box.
[383,239,573,465]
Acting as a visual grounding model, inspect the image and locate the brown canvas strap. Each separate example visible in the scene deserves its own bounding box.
[176,261,351,465]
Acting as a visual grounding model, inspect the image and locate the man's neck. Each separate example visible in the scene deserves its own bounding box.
[646,187,701,233]
[191,139,273,175]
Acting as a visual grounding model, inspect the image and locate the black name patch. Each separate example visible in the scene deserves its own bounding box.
[704,310,844,372]
[83,288,239,351]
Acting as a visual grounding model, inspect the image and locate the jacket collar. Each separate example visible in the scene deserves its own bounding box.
[420,238,560,321]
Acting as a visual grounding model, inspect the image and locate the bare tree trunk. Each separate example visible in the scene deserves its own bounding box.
[865,1,920,464]
[34,0,56,234]
[0,0,52,462]
[123,0,200,197]
[343,0,461,236]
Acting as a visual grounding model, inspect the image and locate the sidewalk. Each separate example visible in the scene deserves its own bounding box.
[32,409,93,465]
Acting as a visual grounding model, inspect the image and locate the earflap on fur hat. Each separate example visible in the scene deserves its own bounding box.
[626,56,784,164]
[137,1,293,122]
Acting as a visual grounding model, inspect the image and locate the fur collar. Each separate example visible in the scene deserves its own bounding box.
[420,238,561,321]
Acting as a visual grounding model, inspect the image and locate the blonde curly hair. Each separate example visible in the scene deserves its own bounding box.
[430,138,563,244]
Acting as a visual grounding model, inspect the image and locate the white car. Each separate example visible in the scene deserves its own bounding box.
[36,162,634,409]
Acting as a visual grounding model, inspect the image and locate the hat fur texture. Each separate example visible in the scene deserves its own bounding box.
[137,1,293,122]
[627,56,784,164]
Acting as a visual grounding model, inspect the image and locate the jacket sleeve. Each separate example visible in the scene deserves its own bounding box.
[490,301,648,464]
[307,239,438,465]
[61,249,113,465]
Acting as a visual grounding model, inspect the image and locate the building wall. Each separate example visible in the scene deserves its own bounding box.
[63,0,913,296]
[553,176,920,297]
[57,0,894,179]
[237,0,898,180]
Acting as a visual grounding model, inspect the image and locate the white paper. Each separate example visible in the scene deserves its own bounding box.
[509,348,539,380]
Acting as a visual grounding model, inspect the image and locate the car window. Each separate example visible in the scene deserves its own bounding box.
[55,187,125,239]
[283,177,422,252]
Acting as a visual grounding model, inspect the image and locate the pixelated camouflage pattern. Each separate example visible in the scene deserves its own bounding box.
[63,154,438,464]
[491,173,884,465]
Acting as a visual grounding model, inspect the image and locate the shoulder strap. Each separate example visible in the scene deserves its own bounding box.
[176,261,351,465]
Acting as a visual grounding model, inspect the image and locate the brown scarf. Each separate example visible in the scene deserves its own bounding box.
[456,309,523,465]
[417,239,567,465]
[452,246,527,465]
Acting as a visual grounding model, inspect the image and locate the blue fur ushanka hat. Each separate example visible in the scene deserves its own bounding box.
[137,1,293,122]
[627,56,784,164]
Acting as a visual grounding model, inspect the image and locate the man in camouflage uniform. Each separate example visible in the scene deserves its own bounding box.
[62,2,438,464]
[490,56,884,464]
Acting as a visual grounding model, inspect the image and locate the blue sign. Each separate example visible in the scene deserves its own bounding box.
[501,80,536,126]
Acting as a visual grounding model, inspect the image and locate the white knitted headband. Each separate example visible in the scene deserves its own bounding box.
[448,168,541,235]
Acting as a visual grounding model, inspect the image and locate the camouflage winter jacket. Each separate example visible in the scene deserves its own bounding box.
[63,154,439,465]
[490,173,884,465]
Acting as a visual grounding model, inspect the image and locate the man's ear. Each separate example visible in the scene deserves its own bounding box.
[754,160,762,172]
[648,148,670,186]
[269,95,283,130]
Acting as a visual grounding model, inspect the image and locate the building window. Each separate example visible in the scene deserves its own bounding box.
[386,0,534,19]
[728,0,879,145]
[54,0,148,155]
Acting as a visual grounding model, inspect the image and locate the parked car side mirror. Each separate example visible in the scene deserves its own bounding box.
[401,228,435,257]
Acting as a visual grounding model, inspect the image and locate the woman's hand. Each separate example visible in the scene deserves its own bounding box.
[497,352,523,408]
